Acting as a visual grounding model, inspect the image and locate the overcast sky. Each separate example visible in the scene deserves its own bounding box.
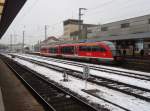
[1,0,150,45]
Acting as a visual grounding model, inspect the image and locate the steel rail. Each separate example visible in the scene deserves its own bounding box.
[21,54,150,81]
[13,55,150,103]
[1,56,99,111]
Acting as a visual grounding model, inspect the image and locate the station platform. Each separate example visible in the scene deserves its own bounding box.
[125,55,150,60]
[124,55,150,65]
[0,59,45,111]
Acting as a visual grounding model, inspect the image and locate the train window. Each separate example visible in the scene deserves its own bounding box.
[91,46,106,52]
[79,46,87,51]
[100,47,106,52]
[61,46,74,54]
[103,41,116,51]
[49,47,58,53]
[55,48,58,53]
[49,48,52,53]
[54,48,58,53]
[87,46,91,51]
[79,46,91,51]
[91,46,99,51]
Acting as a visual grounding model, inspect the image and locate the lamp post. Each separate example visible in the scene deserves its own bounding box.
[78,8,87,40]
[22,26,25,53]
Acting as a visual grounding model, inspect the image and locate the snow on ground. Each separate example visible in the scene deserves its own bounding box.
[14,54,150,91]
[24,54,150,76]
[1,53,12,58]
[12,57,150,111]
[18,53,150,79]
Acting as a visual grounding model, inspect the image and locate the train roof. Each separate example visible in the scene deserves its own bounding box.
[41,41,114,48]
[60,42,104,46]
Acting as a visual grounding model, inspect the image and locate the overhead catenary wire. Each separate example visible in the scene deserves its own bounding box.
[83,0,150,24]
[5,0,150,45]
[24,0,150,41]
[30,0,119,31]
[87,0,116,12]
[85,0,133,17]
[106,7,150,23]
[11,0,128,35]
[13,0,40,29]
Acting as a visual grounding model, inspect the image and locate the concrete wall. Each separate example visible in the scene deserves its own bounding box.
[87,14,150,38]
[63,24,79,40]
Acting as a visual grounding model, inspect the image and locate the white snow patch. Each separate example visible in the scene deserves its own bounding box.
[14,54,150,90]
[13,57,150,111]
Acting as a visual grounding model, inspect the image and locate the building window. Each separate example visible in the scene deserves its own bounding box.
[121,23,130,28]
[101,27,108,31]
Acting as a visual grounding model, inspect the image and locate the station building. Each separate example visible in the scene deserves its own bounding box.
[34,36,60,52]
[63,19,82,40]
[87,14,150,56]
[63,19,97,41]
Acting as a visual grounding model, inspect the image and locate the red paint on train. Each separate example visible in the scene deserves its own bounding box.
[40,41,122,63]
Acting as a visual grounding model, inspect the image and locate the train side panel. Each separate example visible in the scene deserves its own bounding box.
[77,43,114,62]
[40,41,123,63]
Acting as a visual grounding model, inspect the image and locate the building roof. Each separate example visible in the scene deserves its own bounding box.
[102,14,150,27]
[0,0,27,38]
[42,36,59,42]
[92,32,150,41]
[63,19,83,25]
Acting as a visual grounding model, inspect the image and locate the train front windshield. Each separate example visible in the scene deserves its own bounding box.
[103,41,120,56]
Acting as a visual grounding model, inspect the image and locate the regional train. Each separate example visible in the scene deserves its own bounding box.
[40,41,123,63]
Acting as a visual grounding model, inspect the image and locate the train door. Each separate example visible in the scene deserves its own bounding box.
[74,46,78,56]
[92,46,100,58]
[86,46,92,57]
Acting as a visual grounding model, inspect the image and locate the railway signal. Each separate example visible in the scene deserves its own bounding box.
[78,8,87,40]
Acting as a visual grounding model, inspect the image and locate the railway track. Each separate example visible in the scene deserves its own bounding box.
[21,54,150,81]
[1,56,99,111]
[11,55,150,103]
[121,60,150,72]
[30,53,150,72]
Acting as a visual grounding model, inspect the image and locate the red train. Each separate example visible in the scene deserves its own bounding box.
[40,41,123,63]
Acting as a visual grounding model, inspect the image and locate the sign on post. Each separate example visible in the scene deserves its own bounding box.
[83,65,90,79]
[63,70,69,81]
[83,65,90,89]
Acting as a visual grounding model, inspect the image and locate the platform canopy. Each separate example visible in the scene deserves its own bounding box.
[0,0,27,38]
